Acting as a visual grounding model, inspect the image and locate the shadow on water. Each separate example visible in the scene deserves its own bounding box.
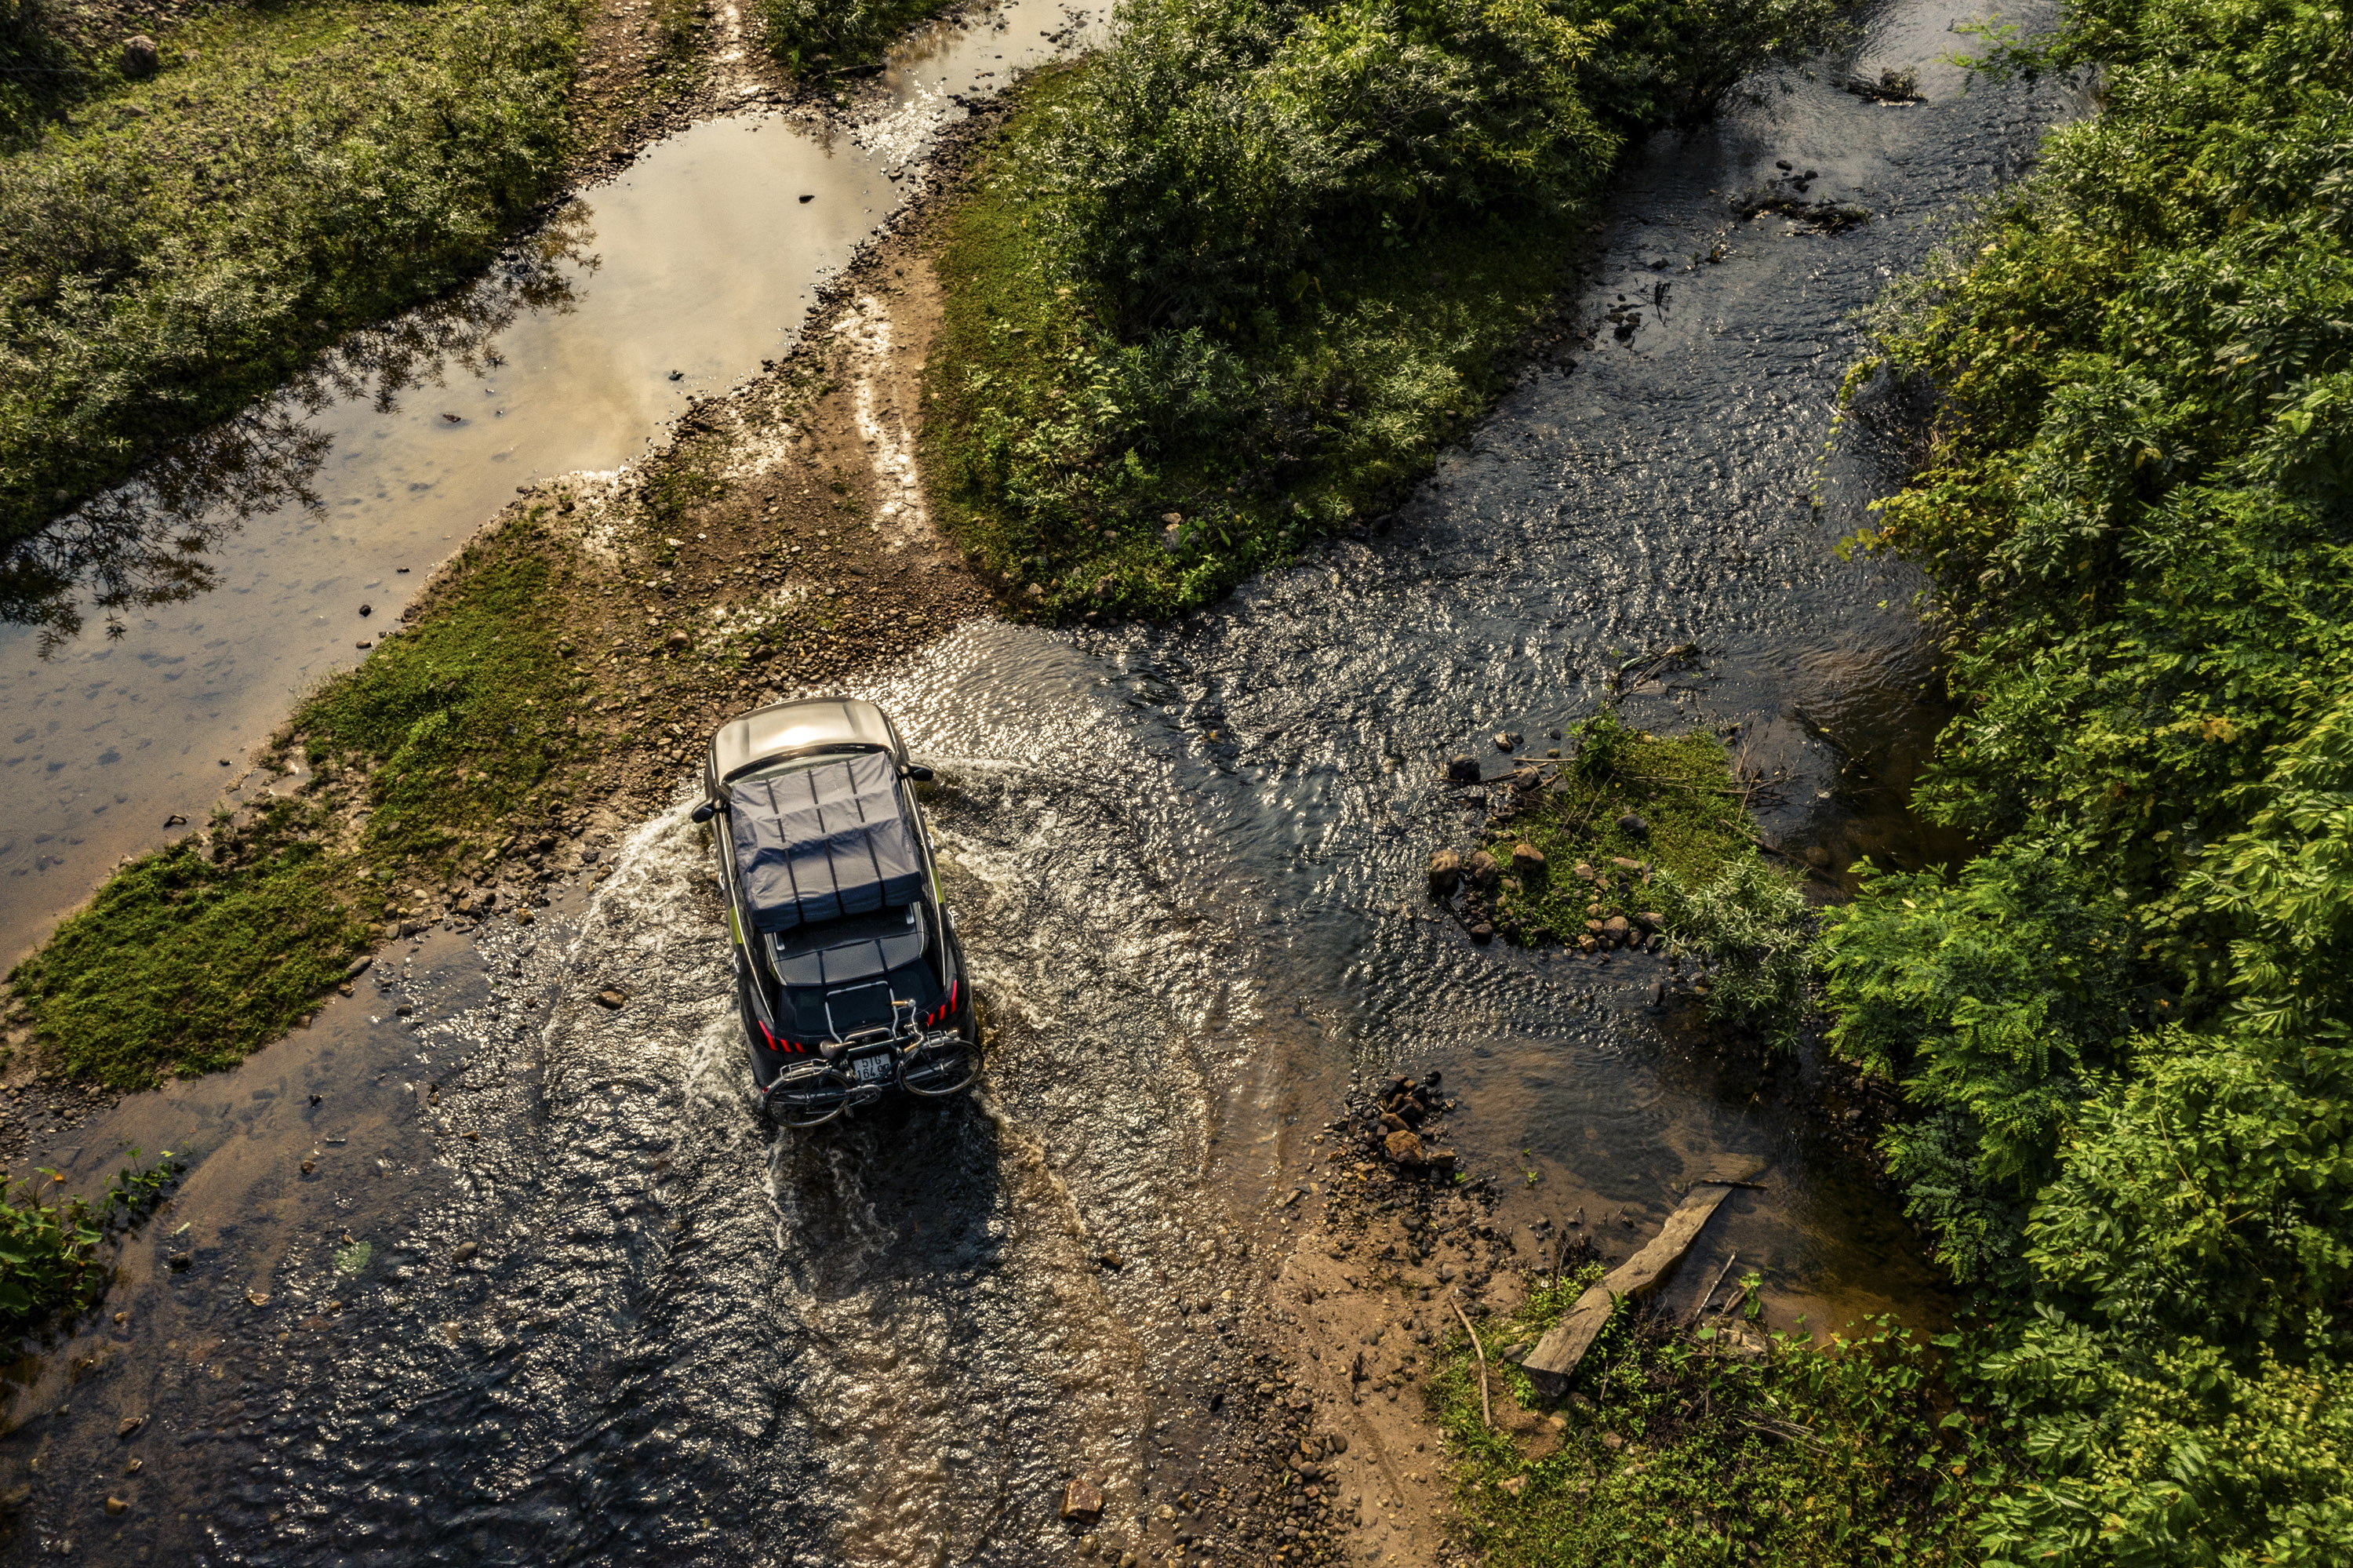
[0,212,595,649]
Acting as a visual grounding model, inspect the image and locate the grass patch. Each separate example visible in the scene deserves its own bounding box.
[6,511,591,1087]
[293,530,587,871]
[8,802,365,1086]
[1430,1273,1994,1566]
[1471,713,1812,1036]
[0,1151,180,1333]
[0,0,584,551]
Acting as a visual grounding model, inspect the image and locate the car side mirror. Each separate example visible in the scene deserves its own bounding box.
[689,801,718,824]
[904,763,935,782]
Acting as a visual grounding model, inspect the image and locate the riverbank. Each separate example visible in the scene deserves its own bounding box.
[0,126,999,1124]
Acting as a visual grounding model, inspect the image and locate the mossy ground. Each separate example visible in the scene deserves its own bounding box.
[1427,1271,1993,1566]
[924,67,1591,620]
[6,513,585,1088]
[1486,715,1769,947]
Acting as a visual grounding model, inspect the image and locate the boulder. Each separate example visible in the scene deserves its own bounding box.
[1426,848,1461,896]
[1467,850,1500,890]
[1635,911,1665,932]
[1510,842,1546,879]
[121,35,160,77]
[1601,915,1631,944]
[1383,1129,1424,1166]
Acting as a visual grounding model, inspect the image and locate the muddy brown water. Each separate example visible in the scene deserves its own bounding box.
[0,4,2072,1563]
[0,0,1089,970]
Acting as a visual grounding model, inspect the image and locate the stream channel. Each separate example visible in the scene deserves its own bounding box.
[0,2,2073,1563]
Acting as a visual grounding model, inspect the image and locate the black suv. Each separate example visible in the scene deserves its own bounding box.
[692,697,978,1127]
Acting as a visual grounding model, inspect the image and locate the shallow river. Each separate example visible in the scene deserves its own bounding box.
[0,0,1083,966]
[0,4,2069,1563]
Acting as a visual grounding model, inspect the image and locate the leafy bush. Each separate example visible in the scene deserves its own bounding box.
[0,0,582,551]
[0,1151,180,1334]
[1650,856,1813,1039]
[1828,0,2353,1559]
[928,0,1837,616]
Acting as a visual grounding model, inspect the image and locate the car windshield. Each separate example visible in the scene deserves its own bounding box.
[727,743,889,788]
[764,902,928,989]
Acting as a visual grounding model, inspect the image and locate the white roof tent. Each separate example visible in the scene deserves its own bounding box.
[728,750,924,934]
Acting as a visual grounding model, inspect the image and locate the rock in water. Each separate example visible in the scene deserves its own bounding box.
[1426,849,1461,896]
[1384,1129,1424,1166]
[595,988,628,1010]
[1446,754,1480,782]
[1061,1476,1104,1523]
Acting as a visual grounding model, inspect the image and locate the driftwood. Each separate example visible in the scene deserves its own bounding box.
[1689,1250,1740,1324]
[1450,1296,1492,1430]
[1522,1182,1744,1392]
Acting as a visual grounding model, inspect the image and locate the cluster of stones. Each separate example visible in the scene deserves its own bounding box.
[1560,857,1667,954]
[1062,1428,1351,1566]
[1349,1071,1458,1173]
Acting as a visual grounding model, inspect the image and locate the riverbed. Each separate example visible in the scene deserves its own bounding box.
[0,3,2070,1563]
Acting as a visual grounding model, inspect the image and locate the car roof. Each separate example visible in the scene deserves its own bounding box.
[710,697,899,783]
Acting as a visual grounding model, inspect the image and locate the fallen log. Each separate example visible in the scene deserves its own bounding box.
[1522,1181,1743,1393]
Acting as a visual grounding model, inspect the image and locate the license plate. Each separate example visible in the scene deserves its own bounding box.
[853,1054,893,1085]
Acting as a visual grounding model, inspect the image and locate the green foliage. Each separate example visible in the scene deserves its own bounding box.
[0,0,583,550]
[1823,848,2144,1284]
[7,803,365,1086]
[296,518,585,869]
[1493,712,1809,1033]
[1650,856,1813,1039]
[1429,1275,1995,1566]
[0,1151,180,1335]
[926,0,1836,617]
[1831,0,2353,1559]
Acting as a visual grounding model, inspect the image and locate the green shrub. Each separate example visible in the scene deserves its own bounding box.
[1649,856,1812,1039]
[1831,0,2353,1559]
[758,0,938,71]
[928,0,1837,616]
[0,1151,180,1334]
[0,0,583,551]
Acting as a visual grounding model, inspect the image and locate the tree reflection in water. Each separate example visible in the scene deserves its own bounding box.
[0,202,595,653]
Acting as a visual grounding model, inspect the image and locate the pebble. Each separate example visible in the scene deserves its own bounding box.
[1060,1475,1104,1523]
[595,988,628,1010]
[1616,811,1649,837]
